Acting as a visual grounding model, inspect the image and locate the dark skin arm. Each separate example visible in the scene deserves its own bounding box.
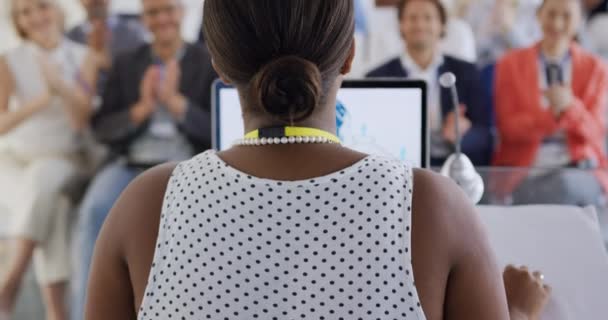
[85,145,509,320]
[412,169,510,319]
[84,163,176,320]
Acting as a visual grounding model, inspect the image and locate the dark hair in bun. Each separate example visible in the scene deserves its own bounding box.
[251,56,322,122]
[203,0,354,123]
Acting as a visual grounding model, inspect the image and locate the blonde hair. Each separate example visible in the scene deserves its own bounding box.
[10,0,65,39]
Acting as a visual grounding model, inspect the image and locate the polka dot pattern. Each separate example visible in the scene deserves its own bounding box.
[138,150,426,320]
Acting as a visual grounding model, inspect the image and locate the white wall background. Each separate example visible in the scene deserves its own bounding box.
[0,0,204,54]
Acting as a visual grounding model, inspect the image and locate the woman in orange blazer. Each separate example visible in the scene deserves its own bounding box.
[493,0,608,200]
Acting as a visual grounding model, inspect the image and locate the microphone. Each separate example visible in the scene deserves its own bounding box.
[546,63,563,86]
[438,72,484,204]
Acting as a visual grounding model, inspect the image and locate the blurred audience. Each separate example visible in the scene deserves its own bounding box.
[70,0,217,318]
[461,0,542,66]
[0,0,98,319]
[359,0,477,76]
[367,0,493,166]
[66,0,147,96]
[503,265,552,320]
[346,0,373,77]
[493,0,608,204]
[0,0,603,317]
[442,16,477,63]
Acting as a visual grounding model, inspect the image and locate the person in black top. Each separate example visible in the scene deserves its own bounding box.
[71,0,217,318]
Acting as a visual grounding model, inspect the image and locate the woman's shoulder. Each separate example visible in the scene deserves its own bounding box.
[1,44,38,82]
[412,169,466,222]
[2,43,32,66]
[98,162,180,260]
[411,169,510,319]
[411,169,490,263]
[571,44,608,74]
[498,45,536,67]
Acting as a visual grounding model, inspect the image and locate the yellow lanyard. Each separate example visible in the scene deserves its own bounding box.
[244,127,341,144]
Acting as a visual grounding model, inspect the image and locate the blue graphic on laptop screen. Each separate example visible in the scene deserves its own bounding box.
[335,100,407,161]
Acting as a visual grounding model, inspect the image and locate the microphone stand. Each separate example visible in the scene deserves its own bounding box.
[439,72,485,204]
[450,81,462,157]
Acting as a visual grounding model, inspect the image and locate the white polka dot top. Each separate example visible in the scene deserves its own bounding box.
[139,150,426,320]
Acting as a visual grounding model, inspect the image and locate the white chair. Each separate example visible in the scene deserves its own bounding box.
[477,205,608,320]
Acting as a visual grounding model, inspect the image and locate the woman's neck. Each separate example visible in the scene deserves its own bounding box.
[153,38,184,62]
[540,39,570,60]
[243,115,337,135]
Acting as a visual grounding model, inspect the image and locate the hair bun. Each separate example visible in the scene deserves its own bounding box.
[251,56,322,123]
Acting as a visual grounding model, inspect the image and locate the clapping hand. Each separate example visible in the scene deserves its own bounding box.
[443,105,472,144]
[545,85,573,116]
[130,66,159,124]
[38,53,64,94]
[157,60,186,117]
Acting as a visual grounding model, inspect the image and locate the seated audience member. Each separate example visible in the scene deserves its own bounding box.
[0,0,97,319]
[367,0,493,166]
[367,0,477,69]
[71,0,217,318]
[67,0,147,95]
[493,0,608,205]
[464,0,542,66]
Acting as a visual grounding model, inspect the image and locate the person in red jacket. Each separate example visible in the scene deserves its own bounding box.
[493,0,608,204]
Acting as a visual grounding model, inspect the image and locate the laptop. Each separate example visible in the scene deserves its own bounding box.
[212,79,428,168]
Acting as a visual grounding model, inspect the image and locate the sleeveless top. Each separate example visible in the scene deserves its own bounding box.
[1,39,87,159]
[139,150,427,320]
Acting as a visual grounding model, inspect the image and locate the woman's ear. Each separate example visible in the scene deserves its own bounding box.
[212,60,231,84]
[340,40,356,75]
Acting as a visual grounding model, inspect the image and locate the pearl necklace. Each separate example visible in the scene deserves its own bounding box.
[233,136,340,146]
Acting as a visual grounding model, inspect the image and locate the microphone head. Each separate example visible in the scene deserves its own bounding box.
[439,72,457,88]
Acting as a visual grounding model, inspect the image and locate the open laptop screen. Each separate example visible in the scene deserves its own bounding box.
[212,80,427,168]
